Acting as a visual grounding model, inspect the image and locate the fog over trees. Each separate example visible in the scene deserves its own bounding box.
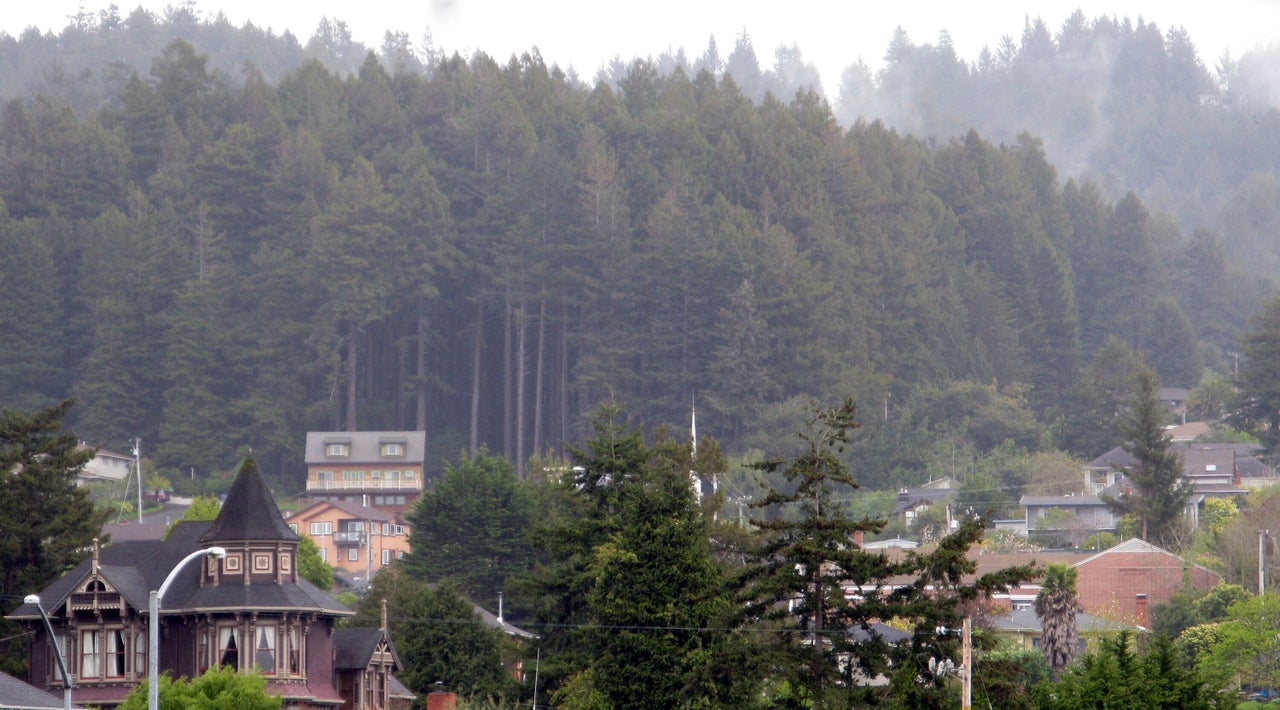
[0,6,1277,494]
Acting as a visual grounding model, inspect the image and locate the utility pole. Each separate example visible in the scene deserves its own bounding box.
[961,616,972,710]
[133,438,143,523]
[1259,529,1270,596]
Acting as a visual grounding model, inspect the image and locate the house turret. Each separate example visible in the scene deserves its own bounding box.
[199,457,300,587]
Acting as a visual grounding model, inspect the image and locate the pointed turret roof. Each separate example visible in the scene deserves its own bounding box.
[200,458,300,543]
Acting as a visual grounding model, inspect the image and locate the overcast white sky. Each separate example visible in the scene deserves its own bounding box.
[5,1,1280,94]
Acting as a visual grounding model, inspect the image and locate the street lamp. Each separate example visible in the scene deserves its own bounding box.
[149,546,225,710]
[23,595,71,710]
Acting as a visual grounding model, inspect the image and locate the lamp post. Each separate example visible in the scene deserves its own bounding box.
[149,546,225,710]
[23,595,71,710]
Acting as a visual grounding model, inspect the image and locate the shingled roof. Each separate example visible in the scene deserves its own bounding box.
[0,670,81,709]
[332,628,402,671]
[200,458,299,544]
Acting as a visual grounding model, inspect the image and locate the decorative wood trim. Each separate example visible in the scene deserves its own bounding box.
[253,553,272,572]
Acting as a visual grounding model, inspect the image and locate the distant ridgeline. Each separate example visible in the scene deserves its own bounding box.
[0,8,1274,493]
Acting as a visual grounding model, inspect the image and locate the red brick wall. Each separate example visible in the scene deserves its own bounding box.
[1075,551,1220,624]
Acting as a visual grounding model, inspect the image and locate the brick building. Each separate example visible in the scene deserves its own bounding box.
[1072,538,1220,625]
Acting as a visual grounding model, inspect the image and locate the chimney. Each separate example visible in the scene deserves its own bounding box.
[426,691,458,710]
[92,537,100,574]
[854,530,864,547]
[1134,593,1148,628]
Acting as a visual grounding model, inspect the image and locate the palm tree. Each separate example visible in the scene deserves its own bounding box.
[1034,562,1083,674]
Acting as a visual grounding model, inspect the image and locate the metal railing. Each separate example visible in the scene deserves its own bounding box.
[305,479,421,491]
[333,531,365,545]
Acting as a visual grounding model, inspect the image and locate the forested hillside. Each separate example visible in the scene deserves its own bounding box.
[0,8,1275,492]
[841,13,1280,277]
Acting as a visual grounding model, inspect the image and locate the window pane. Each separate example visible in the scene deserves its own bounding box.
[134,631,146,675]
[80,630,99,678]
[219,627,239,669]
[106,630,125,677]
[288,627,302,675]
[254,625,276,674]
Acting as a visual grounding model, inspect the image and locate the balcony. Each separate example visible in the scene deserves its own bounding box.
[305,478,422,492]
[333,531,366,546]
[69,591,123,613]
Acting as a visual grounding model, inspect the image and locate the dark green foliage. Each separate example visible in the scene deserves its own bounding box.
[1054,337,1149,458]
[402,448,535,604]
[0,217,62,411]
[350,567,514,701]
[0,401,105,599]
[296,535,335,591]
[0,18,1268,500]
[118,664,282,710]
[0,401,106,677]
[1232,296,1280,452]
[1102,369,1194,548]
[1032,632,1223,710]
[972,644,1051,710]
[1151,582,1250,640]
[526,405,753,709]
[394,582,512,700]
[736,399,1035,708]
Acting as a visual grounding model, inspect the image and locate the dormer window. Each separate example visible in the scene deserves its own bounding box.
[325,442,350,457]
[380,441,405,457]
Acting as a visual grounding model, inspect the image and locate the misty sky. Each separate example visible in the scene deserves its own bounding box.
[5,1,1280,95]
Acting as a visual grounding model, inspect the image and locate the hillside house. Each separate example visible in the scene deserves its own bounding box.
[286,500,411,577]
[1019,494,1118,547]
[304,432,426,514]
[76,445,132,484]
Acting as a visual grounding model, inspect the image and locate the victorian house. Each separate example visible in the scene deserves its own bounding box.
[9,459,409,709]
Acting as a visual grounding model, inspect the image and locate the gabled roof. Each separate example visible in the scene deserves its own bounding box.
[1072,538,1220,579]
[1157,387,1189,403]
[1089,441,1271,478]
[332,628,402,671]
[200,458,299,544]
[1181,448,1235,478]
[290,499,404,525]
[387,675,415,700]
[472,603,537,640]
[9,515,348,620]
[0,670,82,709]
[892,487,954,515]
[7,529,211,620]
